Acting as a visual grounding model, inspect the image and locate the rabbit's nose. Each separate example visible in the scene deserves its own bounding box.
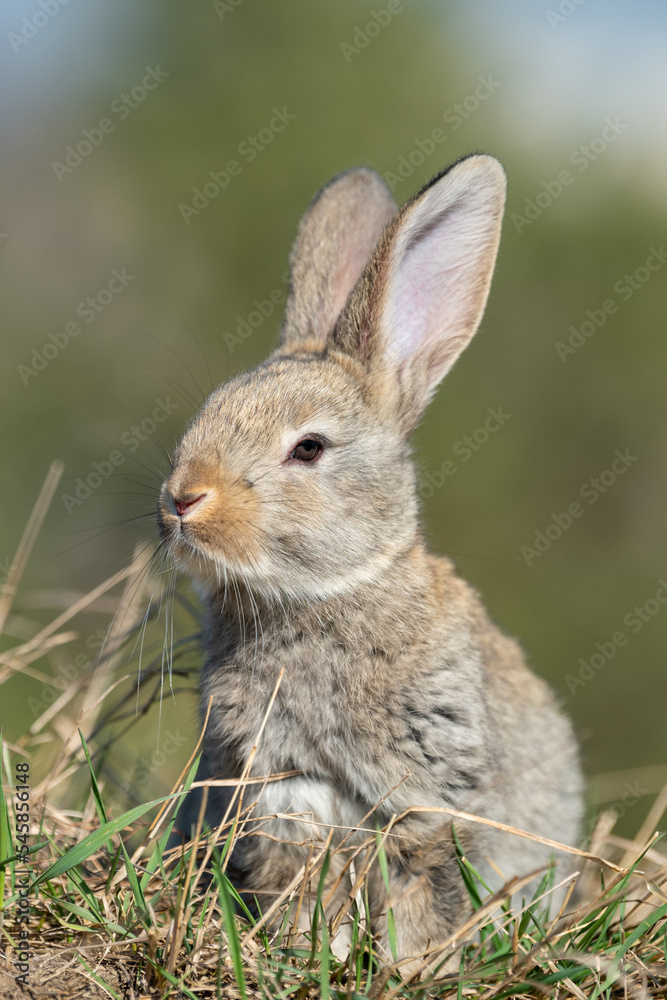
[173,492,208,517]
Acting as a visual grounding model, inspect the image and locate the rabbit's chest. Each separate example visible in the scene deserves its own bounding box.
[201,624,488,814]
[210,659,371,765]
[203,655,471,822]
[203,648,403,805]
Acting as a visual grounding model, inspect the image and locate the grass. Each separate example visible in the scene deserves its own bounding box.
[0,467,666,998]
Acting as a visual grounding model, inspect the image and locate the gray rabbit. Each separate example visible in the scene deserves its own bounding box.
[158,155,583,969]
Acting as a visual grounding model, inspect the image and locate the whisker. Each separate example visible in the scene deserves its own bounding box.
[146,369,200,412]
[97,382,175,473]
[144,330,208,405]
[175,308,217,396]
[50,521,160,565]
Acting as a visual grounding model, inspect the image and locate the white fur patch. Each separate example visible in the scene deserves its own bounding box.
[259,775,367,843]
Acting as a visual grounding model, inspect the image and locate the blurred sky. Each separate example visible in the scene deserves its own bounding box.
[3,2,667,163]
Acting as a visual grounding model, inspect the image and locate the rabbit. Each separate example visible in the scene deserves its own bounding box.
[157,154,584,972]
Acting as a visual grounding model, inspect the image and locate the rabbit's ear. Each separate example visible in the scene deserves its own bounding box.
[335,155,506,433]
[280,169,397,352]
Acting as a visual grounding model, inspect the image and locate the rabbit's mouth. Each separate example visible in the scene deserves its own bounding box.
[159,485,211,528]
[156,465,265,582]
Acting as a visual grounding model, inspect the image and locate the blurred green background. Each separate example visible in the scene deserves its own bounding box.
[1,1,666,832]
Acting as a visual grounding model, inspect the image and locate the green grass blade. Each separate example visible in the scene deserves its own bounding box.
[78,729,108,825]
[0,841,49,874]
[34,753,202,889]
[319,904,331,1000]
[457,946,466,1000]
[309,848,331,967]
[452,825,484,911]
[78,728,149,919]
[375,827,398,961]
[0,736,12,907]
[147,962,201,1000]
[120,841,148,921]
[66,869,104,922]
[33,794,174,886]
[216,862,248,1000]
[209,819,257,926]
[594,900,667,997]
[75,956,124,1000]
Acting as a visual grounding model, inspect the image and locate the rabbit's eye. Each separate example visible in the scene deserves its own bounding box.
[290,438,323,463]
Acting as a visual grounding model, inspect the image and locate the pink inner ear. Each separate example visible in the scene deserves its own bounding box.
[329,245,371,326]
[326,210,393,337]
[384,198,496,381]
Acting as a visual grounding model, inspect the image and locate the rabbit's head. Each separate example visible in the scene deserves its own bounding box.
[157,155,506,600]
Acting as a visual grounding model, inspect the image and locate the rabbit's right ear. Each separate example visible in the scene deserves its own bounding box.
[280,169,397,353]
[333,155,506,435]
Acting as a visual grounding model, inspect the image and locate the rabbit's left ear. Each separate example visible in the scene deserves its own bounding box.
[280,168,397,352]
[334,155,506,433]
